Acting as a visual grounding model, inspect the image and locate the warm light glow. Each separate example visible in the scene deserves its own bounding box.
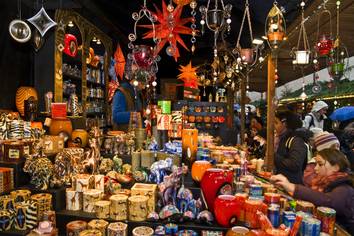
[262,35,268,40]
[92,37,97,42]
[295,50,310,65]
[68,21,74,27]
[252,38,264,45]
[96,39,101,45]
[300,91,308,100]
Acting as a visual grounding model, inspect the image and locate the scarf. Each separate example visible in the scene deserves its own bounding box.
[310,171,349,192]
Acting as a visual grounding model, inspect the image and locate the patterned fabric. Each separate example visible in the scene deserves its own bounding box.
[310,171,349,192]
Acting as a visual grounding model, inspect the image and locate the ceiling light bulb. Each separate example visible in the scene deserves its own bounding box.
[152,81,157,87]
[96,39,101,44]
[92,37,97,42]
[68,21,74,27]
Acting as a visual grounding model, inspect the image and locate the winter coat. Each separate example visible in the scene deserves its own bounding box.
[294,177,354,235]
[274,130,308,184]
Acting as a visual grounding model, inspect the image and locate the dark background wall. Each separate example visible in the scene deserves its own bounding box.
[0,1,34,110]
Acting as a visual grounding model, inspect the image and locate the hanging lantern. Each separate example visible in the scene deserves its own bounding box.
[291,2,311,65]
[327,1,349,81]
[265,1,286,48]
[315,3,333,56]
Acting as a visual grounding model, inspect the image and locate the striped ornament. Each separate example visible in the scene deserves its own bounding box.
[25,200,37,229]
[15,87,38,117]
[69,93,80,116]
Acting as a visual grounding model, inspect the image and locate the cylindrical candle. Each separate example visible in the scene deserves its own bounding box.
[66,188,82,211]
[128,196,148,221]
[109,194,128,221]
[66,220,87,236]
[132,226,154,236]
[88,219,109,236]
[83,189,102,213]
[94,200,111,219]
[107,222,128,236]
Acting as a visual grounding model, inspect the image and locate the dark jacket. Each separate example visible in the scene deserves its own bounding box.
[294,177,354,234]
[274,130,308,184]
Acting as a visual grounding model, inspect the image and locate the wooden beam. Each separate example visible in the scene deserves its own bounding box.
[240,76,246,144]
[265,55,276,171]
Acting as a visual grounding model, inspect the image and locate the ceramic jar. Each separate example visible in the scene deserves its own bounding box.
[49,118,73,140]
[72,129,88,147]
[15,86,38,117]
[191,160,212,182]
[200,168,233,212]
[214,195,241,227]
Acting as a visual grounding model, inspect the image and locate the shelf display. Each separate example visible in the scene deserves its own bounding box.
[54,10,112,126]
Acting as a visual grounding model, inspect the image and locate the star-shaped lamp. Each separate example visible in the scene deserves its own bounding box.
[178,61,199,88]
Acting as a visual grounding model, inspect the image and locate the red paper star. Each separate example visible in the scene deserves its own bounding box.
[114,44,126,80]
[139,0,193,61]
[178,61,199,88]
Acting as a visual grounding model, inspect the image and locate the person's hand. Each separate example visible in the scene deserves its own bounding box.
[270,174,295,195]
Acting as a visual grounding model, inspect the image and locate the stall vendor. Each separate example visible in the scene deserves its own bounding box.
[110,78,144,131]
[271,148,354,234]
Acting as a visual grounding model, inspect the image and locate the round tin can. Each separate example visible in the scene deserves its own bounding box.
[267,204,280,228]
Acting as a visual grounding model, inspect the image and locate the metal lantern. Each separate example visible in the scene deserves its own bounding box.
[328,1,349,80]
[315,3,333,56]
[291,2,310,65]
[265,1,286,48]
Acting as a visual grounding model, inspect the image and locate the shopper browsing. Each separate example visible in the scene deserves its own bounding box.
[274,111,309,184]
[303,100,328,130]
[271,149,354,234]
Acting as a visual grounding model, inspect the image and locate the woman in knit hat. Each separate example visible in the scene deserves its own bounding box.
[271,149,354,234]
[303,131,340,186]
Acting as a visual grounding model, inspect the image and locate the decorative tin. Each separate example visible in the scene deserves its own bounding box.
[66,188,82,211]
[14,202,28,230]
[1,195,15,210]
[66,220,88,236]
[73,174,95,192]
[107,222,128,236]
[128,195,149,221]
[88,219,109,236]
[132,226,154,236]
[296,200,315,214]
[94,200,111,219]
[109,194,128,221]
[316,206,336,235]
[79,229,102,236]
[3,141,27,160]
[0,210,13,231]
[131,183,157,213]
[83,189,102,213]
[140,150,156,168]
[42,135,64,155]
[10,189,31,203]
[0,167,14,193]
[31,193,52,222]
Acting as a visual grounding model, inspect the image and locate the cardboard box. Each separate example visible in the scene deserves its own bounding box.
[131,183,157,213]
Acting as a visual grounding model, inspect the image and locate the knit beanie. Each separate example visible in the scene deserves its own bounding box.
[314,131,340,151]
[311,101,328,112]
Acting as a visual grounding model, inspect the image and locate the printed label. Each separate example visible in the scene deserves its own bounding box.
[8,149,20,159]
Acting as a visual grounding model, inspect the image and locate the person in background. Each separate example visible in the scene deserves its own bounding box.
[274,111,308,184]
[111,78,144,131]
[271,149,354,234]
[250,129,267,159]
[303,100,328,130]
[303,131,340,187]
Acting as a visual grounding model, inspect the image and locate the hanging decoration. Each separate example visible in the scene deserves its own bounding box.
[265,1,286,49]
[63,34,78,58]
[173,0,192,6]
[178,61,199,88]
[139,0,193,61]
[33,29,45,52]
[315,1,333,56]
[199,0,232,57]
[290,2,311,66]
[233,0,264,66]
[312,71,321,94]
[114,44,126,80]
[189,1,198,54]
[300,69,307,101]
[9,0,31,43]
[27,7,57,37]
[327,0,349,81]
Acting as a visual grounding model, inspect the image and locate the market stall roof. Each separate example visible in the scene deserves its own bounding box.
[249,0,354,92]
[23,0,354,92]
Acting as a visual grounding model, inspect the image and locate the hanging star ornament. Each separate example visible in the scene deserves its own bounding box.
[114,44,126,80]
[27,7,57,37]
[139,0,193,61]
[178,61,199,88]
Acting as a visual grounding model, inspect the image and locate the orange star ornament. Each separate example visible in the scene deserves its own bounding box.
[114,44,126,80]
[139,0,193,61]
[178,61,199,88]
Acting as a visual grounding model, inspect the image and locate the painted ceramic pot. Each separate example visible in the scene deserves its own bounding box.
[225,226,250,236]
[15,86,38,117]
[214,195,241,227]
[50,118,73,140]
[191,160,212,182]
[200,168,233,212]
[72,129,88,147]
